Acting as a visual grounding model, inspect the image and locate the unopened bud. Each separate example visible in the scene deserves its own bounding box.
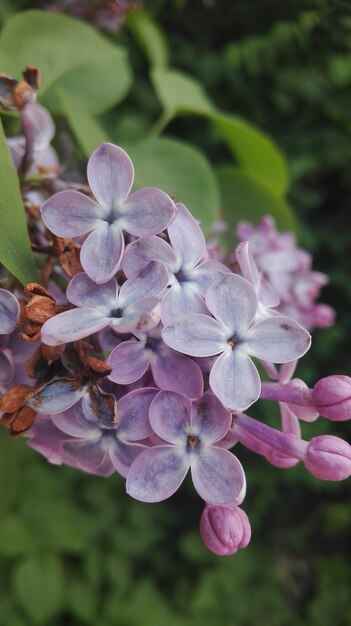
[312,376,351,421]
[199,504,251,556]
[304,435,351,481]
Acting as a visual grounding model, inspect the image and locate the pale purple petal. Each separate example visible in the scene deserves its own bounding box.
[118,388,158,440]
[122,187,175,237]
[279,403,301,437]
[62,438,108,472]
[108,340,150,384]
[80,222,124,284]
[0,289,19,334]
[209,349,261,411]
[41,308,108,346]
[191,260,228,294]
[123,236,176,277]
[52,405,101,438]
[41,190,103,237]
[235,241,260,290]
[161,283,208,325]
[191,393,231,443]
[206,273,257,334]
[27,379,86,414]
[191,447,246,505]
[0,348,14,385]
[149,390,191,443]
[152,350,204,399]
[245,316,311,362]
[112,297,160,334]
[168,202,205,267]
[120,261,169,307]
[67,273,118,311]
[109,440,146,477]
[162,314,227,357]
[81,386,117,425]
[126,445,189,502]
[87,143,134,209]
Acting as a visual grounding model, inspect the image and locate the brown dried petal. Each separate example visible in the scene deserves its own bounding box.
[41,344,64,362]
[9,406,37,436]
[86,356,112,377]
[0,385,34,412]
[22,66,40,91]
[24,283,55,300]
[60,248,83,278]
[26,295,57,324]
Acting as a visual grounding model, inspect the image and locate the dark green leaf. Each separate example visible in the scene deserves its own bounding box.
[0,10,132,115]
[216,165,295,234]
[13,555,64,623]
[125,137,220,235]
[0,119,38,284]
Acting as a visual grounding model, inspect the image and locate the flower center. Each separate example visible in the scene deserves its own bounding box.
[187,435,199,449]
[227,335,238,349]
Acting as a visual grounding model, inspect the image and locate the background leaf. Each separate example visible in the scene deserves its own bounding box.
[126,9,169,69]
[0,119,38,284]
[0,10,132,115]
[58,90,108,156]
[13,555,64,623]
[125,136,220,234]
[216,165,295,234]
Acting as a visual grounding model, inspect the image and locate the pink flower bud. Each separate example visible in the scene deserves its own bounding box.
[304,435,351,481]
[265,448,300,469]
[199,504,251,556]
[312,376,351,421]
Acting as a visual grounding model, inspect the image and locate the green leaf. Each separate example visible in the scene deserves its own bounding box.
[216,165,295,235]
[126,9,169,69]
[151,68,288,196]
[0,119,38,284]
[125,137,220,235]
[13,555,64,623]
[0,10,132,115]
[0,515,32,557]
[58,90,108,157]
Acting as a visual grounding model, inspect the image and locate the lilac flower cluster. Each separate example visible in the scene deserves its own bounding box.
[1,101,350,557]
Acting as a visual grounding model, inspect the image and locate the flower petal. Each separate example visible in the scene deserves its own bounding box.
[0,289,19,334]
[119,260,169,307]
[123,236,176,277]
[80,222,124,284]
[235,241,260,290]
[67,272,118,310]
[52,404,101,438]
[108,340,150,384]
[209,349,261,412]
[191,260,228,295]
[245,316,311,363]
[162,314,226,357]
[191,393,231,443]
[123,187,175,236]
[27,378,86,414]
[41,190,103,237]
[62,437,109,473]
[206,273,257,334]
[41,308,108,346]
[191,447,246,505]
[126,445,189,502]
[149,390,191,443]
[161,283,208,325]
[87,143,134,209]
[152,350,204,399]
[118,388,158,440]
[109,440,146,477]
[168,202,205,267]
[0,348,14,385]
[112,297,160,334]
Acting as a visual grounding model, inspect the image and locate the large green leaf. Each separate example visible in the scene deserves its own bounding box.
[151,68,288,196]
[125,137,220,234]
[58,90,108,157]
[0,119,38,284]
[216,165,295,234]
[0,10,132,115]
[126,9,169,69]
[13,555,64,623]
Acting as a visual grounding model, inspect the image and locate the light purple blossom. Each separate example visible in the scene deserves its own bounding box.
[41,261,168,346]
[126,391,246,505]
[123,202,227,324]
[162,272,311,412]
[51,388,157,477]
[0,289,20,335]
[107,324,203,399]
[41,143,175,283]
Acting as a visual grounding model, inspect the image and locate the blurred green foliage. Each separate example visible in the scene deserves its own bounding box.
[0,1,351,624]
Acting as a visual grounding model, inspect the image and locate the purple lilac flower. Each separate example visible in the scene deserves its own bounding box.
[200,503,251,555]
[51,388,157,477]
[126,391,246,505]
[41,143,175,283]
[41,261,168,346]
[123,202,227,324]
[0,289,20,335]
[107,323,204,399]
[235,241,279,320]
[162,272,311,412]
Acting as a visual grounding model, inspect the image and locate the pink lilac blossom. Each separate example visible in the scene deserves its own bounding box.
[0,126,349,558]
